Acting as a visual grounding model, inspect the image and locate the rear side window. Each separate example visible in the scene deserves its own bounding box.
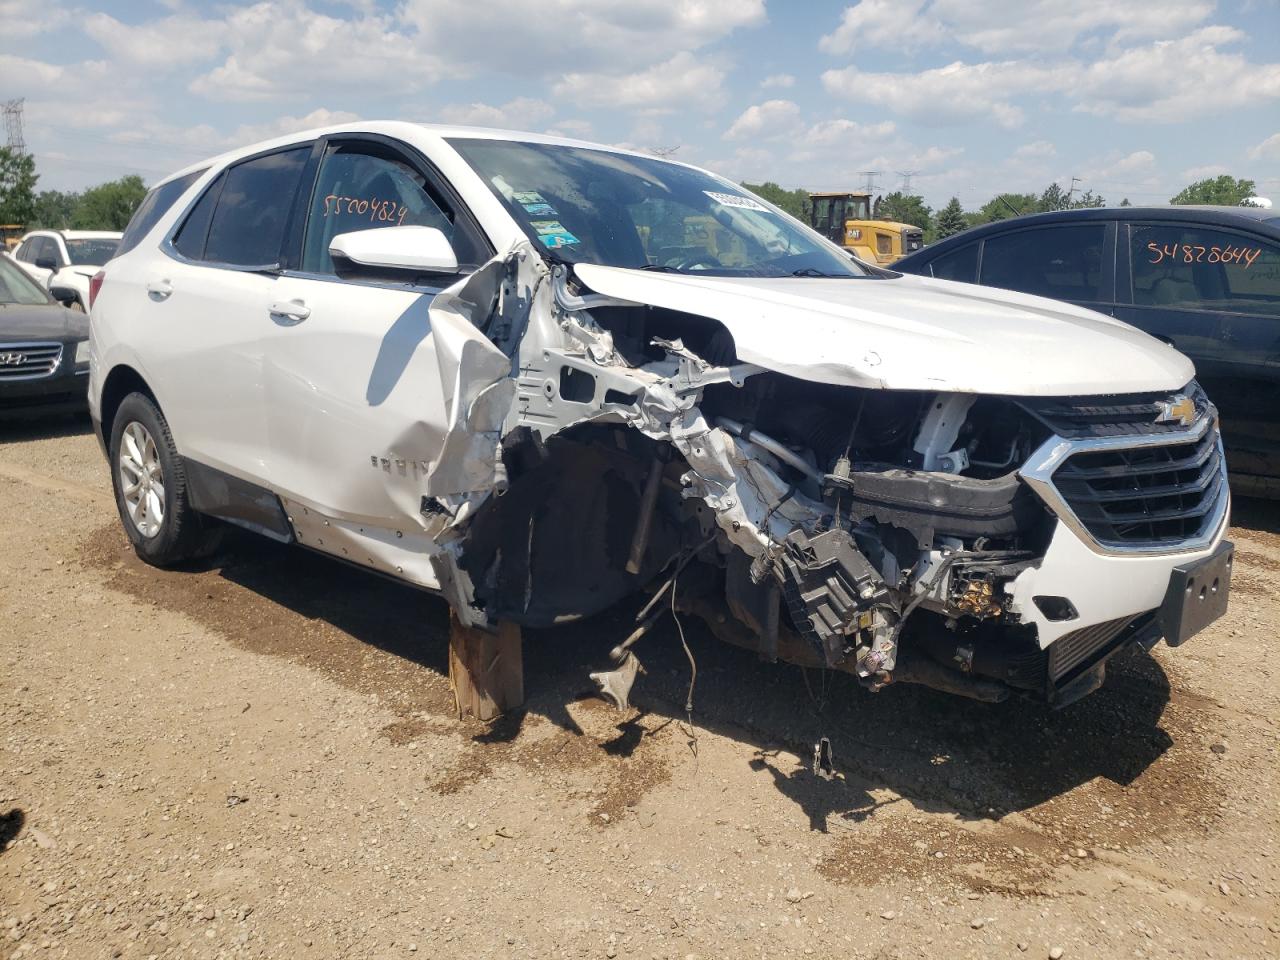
[118,169,206,256]
[1130,223,1280,318]
[203,148,310,267]
[172,172,224,261]
[927,243,978,282]
[980,224,1105,301]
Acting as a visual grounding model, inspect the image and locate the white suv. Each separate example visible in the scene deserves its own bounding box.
[88,122,1233,709]
[13,229,122,310]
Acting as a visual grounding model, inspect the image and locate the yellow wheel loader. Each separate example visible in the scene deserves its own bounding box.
[809,192,924,266]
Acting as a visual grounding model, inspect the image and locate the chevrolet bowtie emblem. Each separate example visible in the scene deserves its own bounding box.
[0,352,27,366]
[1155,394,1197,427]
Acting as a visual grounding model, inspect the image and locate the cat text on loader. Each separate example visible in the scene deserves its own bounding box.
[809,192,924,266]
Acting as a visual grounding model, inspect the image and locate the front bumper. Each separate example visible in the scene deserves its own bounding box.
[0,360,89,418]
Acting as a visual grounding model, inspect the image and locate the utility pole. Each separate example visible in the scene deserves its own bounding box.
[857,170,881,193]
[3,98,26,152]
[897,170,919,193]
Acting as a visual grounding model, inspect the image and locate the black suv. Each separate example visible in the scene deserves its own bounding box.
[897,206,1280,497]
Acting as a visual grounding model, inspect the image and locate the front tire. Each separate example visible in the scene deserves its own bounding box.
[109,392,220,566]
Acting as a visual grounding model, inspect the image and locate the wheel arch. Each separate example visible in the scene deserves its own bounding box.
[100,364,160,445]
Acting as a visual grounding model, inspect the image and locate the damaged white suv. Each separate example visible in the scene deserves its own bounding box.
[89,122,1233,709]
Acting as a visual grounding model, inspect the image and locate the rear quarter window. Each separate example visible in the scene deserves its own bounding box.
[925,242,978,282]
[118,169,206,256]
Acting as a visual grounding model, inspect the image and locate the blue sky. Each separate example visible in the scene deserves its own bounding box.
[3,0,1278,210]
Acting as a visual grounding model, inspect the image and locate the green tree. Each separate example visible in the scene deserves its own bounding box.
[1170,175,1256,206]
[740,181,812,222]
[1038,182,1070,212]
[876,191,932,232]
[1119,197,1132,207]
[975,192,1037,223]
[0,147,39,225]
[30,189,81,229]
[73,175,148,230]
[934,197,967,239]
[1071,188,1106,208]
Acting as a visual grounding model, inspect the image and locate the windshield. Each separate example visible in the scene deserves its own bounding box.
[65,238,119,266]
[0,255,51,306]
[448,139,868,278]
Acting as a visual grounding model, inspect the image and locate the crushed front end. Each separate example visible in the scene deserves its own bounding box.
[422,250,1232,708]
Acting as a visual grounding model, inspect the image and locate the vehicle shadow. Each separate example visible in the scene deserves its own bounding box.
[1231,495,1280,536]
[0,413,92,443]
[0,808,25,855]
[175,525,1181,831]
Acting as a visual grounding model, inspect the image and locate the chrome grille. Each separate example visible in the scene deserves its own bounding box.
[0,342,63,381]
[1048,616,1134,682]
[1052,425,1224,547]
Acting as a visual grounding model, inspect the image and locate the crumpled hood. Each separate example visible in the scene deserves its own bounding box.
[0,303,88,341]
[572,265,1194,396]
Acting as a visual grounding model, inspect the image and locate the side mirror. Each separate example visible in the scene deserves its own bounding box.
[329,225,458,275]
[49,284,79,306]
[35,255,58,271]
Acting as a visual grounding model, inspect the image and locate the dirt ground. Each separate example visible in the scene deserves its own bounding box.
[1,416,1278,960]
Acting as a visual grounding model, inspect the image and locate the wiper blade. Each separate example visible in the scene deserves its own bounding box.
[639,263,683,273]
[790,267,852,278]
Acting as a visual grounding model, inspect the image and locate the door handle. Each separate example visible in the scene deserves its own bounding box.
[146,279,173,300]
[269,299,311,323]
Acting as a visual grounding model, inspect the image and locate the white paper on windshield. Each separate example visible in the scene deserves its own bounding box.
[703,191,769,212]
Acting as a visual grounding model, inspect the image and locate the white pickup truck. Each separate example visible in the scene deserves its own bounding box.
[86,122,1232,710]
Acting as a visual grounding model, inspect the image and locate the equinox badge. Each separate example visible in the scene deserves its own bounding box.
[1156,394,1197,427]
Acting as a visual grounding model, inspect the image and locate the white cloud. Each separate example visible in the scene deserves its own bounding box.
[800,118,897,148]
[1180,163,1228,181]
[437,98,555,129]
[1114,150,1156,174]
[84,12,227,69]
[1071,27,1280,121]
[723,100,803,141]
[187,2,446,102]
[399,0,764,75]
[760,73,795,89]
[820,0,1214,55]
[553,52,727,112]
[0,0,69,37]
[1014,140,1056,159]
[1249,133,1280,162]
[822,59,1072,128]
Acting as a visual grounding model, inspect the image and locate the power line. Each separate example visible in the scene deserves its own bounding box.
[856,170,881,193]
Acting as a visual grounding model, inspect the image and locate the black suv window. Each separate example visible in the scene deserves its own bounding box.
[1130,223,1280,318]
[300,141,485,276]
[119,169,206,256]
[980,224,1105,301]
[201,148,310,267]
[926,242,978,282]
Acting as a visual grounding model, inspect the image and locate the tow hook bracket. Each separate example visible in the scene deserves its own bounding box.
[590,651,644,711]
[812,737,835,780]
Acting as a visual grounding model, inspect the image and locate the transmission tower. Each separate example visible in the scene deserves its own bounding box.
[3,98,26,152]
[897,170,920,193]
[857,170,881,193]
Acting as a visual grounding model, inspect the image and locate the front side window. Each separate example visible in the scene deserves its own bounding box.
[1130,223,1280,317]
[119,168,205,256]
[14,239,34,262]
[64,238,119,266]
[927,242,978,283]
[449,139,868,278]
[301,143,484,275]
[202,148,310,267]
[0,254,51,306]
[979,224,1105,301]
[32,237,57,266]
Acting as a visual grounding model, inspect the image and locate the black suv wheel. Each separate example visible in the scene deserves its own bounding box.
[109,392,221,566]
